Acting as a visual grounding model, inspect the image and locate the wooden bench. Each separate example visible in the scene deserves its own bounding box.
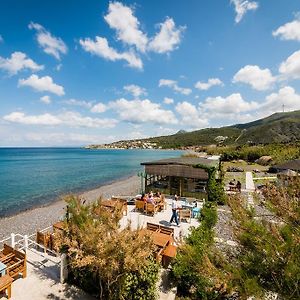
[0,274,13,299]
[0,244,26,279]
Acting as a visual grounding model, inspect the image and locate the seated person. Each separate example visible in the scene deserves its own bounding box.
[147,194,156,205]
[141,193,148,203]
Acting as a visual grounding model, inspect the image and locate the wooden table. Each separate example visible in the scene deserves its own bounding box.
[101,200,118,209]
[53,221,65,231]
[140,229,171,248]
[0,274,13,299]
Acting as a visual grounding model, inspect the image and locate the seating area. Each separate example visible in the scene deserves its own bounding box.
[134,193,166,215]
[99,198,128,216]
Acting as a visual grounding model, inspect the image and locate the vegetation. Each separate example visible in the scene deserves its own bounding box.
[146,111,300,148]
[208,143,300,165]
[172,167,300,299]
[57,196,159,300]
[226,177,300,298]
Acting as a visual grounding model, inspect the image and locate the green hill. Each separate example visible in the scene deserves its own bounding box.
[148,110,300,148]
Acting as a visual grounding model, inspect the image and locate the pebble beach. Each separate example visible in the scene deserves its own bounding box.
[0,175,140,241]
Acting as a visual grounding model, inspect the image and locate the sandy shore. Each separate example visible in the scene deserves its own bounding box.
[0,175,140,241]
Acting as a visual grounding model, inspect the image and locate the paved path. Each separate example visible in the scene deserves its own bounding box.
[245,172,255,207]
[245,172,255,191]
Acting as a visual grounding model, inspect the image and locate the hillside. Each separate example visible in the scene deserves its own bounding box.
[142,110,300,148]
[87,110,300,149]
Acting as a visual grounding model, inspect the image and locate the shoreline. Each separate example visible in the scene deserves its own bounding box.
[0,175,140,241]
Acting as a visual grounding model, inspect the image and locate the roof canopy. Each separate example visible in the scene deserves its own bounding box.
[141,157,219,180]
[141,157,219,168]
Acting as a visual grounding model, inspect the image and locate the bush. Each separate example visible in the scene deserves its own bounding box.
[58,196,160,300]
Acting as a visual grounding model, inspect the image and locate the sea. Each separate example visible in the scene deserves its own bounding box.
[0,148,182,217]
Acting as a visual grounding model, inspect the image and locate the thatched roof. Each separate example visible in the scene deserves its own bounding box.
[141,157,218,168]
[272,159,300,172]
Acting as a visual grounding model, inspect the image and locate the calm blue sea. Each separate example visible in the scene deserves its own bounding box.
[0,148,182,217]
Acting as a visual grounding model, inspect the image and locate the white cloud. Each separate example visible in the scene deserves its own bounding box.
[233,65,276,90]
[175,101,208,128]
[110,98,177,125]
[3,111,117,128]
[159,79,192,95]
[263,86,300,112]
[200,93,259,114]
[0,52,43,75]
[124,84,147,98]
[64,99,93,109]
[163,97,174,104]
[90,102,107,113]
[273,19,300,41]
[195,78,223,90]
[79,36,142,69]
[18,74,65,96]
[40,95,51,104]
[279,50,300,79]
[3,112,60,125]
[104,1,148,52]
[148,18,185,53]
[29,22,67,60]
[230,0,258,23]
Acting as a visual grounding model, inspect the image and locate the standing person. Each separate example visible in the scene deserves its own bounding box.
[170,195,179,226]
[236,181,242,192]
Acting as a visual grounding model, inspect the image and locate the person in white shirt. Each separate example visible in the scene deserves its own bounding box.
[170,195,179,225]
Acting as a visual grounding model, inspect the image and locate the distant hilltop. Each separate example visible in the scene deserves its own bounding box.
[86,110,300,150]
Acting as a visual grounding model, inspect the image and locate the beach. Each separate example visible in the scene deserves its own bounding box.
[0,175,140,241]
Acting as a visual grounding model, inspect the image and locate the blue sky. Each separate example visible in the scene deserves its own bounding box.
[0,0,300,146]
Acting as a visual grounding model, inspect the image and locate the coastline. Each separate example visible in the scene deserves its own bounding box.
[0,175,140,241]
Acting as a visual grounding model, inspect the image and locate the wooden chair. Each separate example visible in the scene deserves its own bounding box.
[145,203,157,216]
[0,274,13,299]
[146,222,160,232]
[162,244,177,267]
[1,244,26,279]
[159,225,174,236]
[114,199,128,216]
[179,209,192,223]
[135,200,145,212]
[36,231,51,253]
